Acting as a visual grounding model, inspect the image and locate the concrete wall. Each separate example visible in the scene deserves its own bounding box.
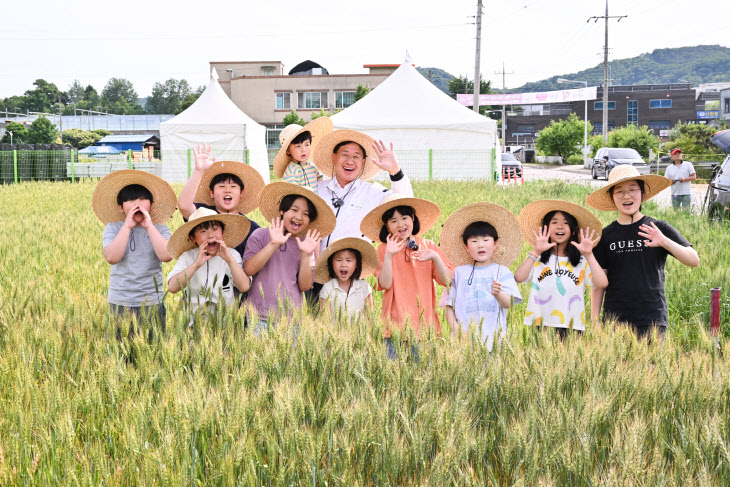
[211,62,285,96]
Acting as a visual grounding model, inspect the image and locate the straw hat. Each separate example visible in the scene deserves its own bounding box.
[92,169,177,224]
[519,200,602,247]
[359,194,441,243]
[194,160,265,215]
[273,117,333,178]
[257,182,336,236]
[167,207,251,259]
[440,202,522,267]
[313,237,379,284]
[312,129,382,181]
[585,165,672,212]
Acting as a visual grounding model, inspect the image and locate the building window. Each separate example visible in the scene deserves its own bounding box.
[262,66,275,76]
[724,98,730,114]
[648,120,671,130]
[594,101,616,110]
[335,91,356,109]
[265,124,284,149]
[649,99,672,109]
[275,92,291,110]
[627,100,638,125]
[592,122,615,134]
[297,92,328,109]
[514,124,536,134]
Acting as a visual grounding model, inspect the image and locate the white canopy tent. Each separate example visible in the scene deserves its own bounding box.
[159,70,269,183]
[330,54,499,180]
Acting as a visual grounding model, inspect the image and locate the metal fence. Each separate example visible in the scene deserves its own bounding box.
[0,148,497,184]
[650,153,726,178]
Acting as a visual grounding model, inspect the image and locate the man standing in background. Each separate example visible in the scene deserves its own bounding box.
[665,148,696,211]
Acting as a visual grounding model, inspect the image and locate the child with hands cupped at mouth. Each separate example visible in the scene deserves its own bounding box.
[440,203,523,351]
[167,208,251,326]
[360,195,454,358]
[242,183,336,335]
[94,170,177,339]
[515,200,608,338]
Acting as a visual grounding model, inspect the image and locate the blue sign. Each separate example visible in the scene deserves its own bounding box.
[697,110,720,119]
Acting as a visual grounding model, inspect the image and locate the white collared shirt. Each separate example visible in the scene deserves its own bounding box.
[317,174,414,251]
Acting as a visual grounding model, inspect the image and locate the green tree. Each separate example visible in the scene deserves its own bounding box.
[447,75,491,99]
[605,124,659,159]
[101,78,144,114]
[178,85,205,113]
[20,79,63,113]
[536,113,591,161]
[354,84,370,102]
[61,128,104,149]
[145,79,192,114]
[66,80,86,105]
[26,116,59,144]
[310,108,335,120]
[664,122,725,155]
[0,122,29,143]
[282,110,305,126]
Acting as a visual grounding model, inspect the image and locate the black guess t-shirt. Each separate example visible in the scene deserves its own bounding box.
[593,215,691,327]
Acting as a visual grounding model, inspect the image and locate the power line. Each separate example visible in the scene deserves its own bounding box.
[495,62,514,149]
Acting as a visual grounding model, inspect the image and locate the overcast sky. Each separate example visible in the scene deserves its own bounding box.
[1,0,724,98]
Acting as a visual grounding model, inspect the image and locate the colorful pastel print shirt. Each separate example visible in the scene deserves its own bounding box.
[524,254,593,330]
[282,160,321,191]
[445,264,522,351]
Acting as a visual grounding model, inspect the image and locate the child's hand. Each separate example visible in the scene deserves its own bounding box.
[138,207,153,230]
[491,280,503,297]
[268,217,291,247]
[193,144,216,171]
[638,222,667,248]
[123,204,141,229]
[215,239,233,263]
[571,227,599,255]
[533,225,557,255]
[194,241,214,266]
[385,234,406,256]
[295,229,322,256]
[413,248,438,262]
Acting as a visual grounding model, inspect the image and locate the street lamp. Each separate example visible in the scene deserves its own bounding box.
[558,78,589,165]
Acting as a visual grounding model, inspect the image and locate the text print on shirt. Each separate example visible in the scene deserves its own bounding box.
[536,267,580,285]
[609,239,644,253]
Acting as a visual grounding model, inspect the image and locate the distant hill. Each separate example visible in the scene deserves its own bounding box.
[511,45,730,93]
[416,67,454,94]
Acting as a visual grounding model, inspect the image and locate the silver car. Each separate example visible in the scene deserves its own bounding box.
[592,147,650,180]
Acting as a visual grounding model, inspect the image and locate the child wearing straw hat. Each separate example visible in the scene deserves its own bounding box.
[242,182,336,333]
[515,200,608,337]
[361,195,453,354]
[586,165,699,339]
[167,208,251,323]
[274,118,332,190]
[177,145,265,258]
[94,170,177,338]
[314,238,378,320]
[440,203,523,351]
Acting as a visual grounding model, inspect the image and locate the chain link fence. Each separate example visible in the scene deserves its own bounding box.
[0,147,497,184]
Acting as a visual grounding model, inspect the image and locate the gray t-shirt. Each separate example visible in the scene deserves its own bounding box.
[103,221,171,306]
[665,161,695,196]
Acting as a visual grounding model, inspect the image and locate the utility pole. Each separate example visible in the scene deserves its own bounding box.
[588,0,626,142]
[495,62,513,149]
[473,0,483,114]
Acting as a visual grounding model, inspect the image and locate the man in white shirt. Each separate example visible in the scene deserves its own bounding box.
[313,130,414,251]
[664,148,696,211]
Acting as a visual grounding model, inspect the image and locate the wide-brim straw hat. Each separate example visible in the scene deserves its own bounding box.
[258,182,336,236]
[167,207,251,259]
[194,160,265,215]
[312,129,382,181]
[519,200,603,247]
[586,165,672,212]
[440,202,522,267]
[360,194,441,243]
[92,169,177,224]
[313,237,379,284]
[273,117,333,178]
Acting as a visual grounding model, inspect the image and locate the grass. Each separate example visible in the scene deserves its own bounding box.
[0,179,729,485]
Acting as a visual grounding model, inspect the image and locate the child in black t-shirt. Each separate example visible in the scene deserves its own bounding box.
[585,165,699,339]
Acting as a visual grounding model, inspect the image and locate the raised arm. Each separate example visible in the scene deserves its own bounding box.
[178,144,216,219]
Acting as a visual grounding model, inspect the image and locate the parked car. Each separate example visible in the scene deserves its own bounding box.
[591,147,650,180]
[500,152,522,179]
[706,129,730,221]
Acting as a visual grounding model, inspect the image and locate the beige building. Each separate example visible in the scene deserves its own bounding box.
[210,60,397,147]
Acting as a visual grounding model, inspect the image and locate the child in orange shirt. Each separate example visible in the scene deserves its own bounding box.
[360,195,453,359]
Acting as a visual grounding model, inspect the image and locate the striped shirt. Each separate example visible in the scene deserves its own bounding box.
[282,160,321,190]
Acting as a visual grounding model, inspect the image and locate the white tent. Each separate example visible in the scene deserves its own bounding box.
[159,70,269,183]
[330,55,499,180]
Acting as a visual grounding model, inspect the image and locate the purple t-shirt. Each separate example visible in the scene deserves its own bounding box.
[242,227,308,320]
